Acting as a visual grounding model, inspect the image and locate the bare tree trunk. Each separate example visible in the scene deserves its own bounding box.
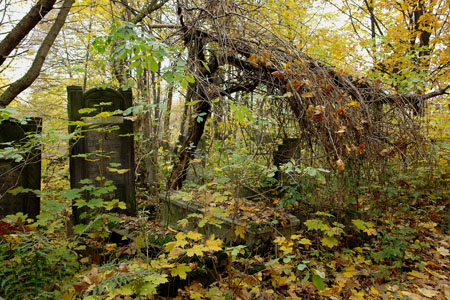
[169,99,211,190]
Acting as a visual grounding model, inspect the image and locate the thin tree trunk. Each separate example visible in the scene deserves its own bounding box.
[162,81,174,150]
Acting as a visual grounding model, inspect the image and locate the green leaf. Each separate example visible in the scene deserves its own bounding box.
[73,224,87,234]
[300,270,310,284]
[78,108,97,114]
[321,236,338,248]
[61,189,81,201]
[185,74,195,83]
[304,219,328,231]
[187,100,201,106]
[201,61,211,72]
[149,57,158,73]
[311,274,324,290]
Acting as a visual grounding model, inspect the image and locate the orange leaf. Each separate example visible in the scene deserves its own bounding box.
[272,70,284,80]
[247,54,259,67]
[291,79,303,90]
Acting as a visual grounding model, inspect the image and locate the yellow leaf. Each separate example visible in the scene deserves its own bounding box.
[235,223,246,239]
[171,263,191,279]
[348,100,360,108]
[165,241,176,252]
[174,232,188,248]
[418,287,439,298]
[105,243,117,251]
[168,247,186,258]
[401,291,425,300]
[301,91,314,98]
[274,236,286,245]
[408,270,428,280]
[186,231,203,241]
[370,286,379,296]
[343,266,357,278]
[106,167,130,174]
[307,105,314,116]
[186,244,207,257]
[349,289,366,300]
[151,260,175,269]
[206,234,223,252]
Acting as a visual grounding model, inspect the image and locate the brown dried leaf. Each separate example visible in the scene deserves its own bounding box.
[336,159,345,172]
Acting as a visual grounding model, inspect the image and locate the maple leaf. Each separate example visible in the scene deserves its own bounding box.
[186,231,203,241]
[186,244,207,257]
[437,246,449,256]
[174,232,188,248]
[205,234,223,252]
[143,273,168,285]
[151,259,175,269]
[171,263,191,279]
[298,238,312,246]
[168,247,186,258]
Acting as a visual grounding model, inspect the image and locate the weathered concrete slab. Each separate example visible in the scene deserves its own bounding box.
[161,196,300,250]
[67,86,135,224]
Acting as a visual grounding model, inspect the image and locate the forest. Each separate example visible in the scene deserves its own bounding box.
[0,0,449,299]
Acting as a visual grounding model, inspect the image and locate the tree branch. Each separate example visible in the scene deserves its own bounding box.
[0,0,75,107]
[0,0,57,66]
[130,0,169,24]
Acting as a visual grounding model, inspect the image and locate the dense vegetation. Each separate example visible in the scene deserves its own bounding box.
[0,0,449,299]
